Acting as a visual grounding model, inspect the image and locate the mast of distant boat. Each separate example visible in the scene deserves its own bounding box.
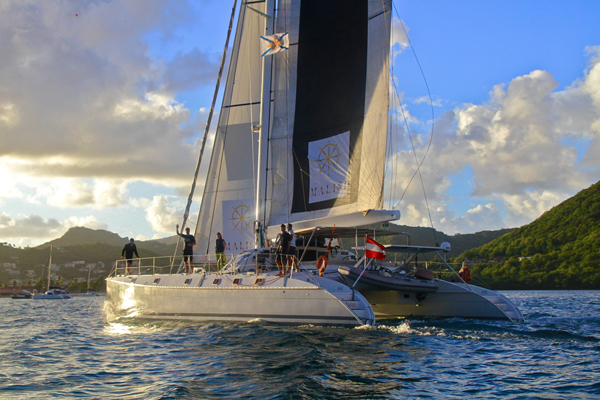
[46,245,52,293]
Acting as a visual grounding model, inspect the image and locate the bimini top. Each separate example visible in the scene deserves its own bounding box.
[352,243,452,254]
[293,226,402,239]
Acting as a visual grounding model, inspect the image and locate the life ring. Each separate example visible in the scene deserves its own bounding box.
[317,255,328,276]
[459,268,471,282]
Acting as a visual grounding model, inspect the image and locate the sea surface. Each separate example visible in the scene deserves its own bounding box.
[1,291,599,399]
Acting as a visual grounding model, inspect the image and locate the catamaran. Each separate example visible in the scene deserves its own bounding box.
[106,0,397,326]
[107,0,522,324]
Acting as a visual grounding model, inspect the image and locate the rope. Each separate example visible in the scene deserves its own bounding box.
[391,2,438,244]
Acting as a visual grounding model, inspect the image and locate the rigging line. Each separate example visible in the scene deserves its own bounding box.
[391,1,438,243]
[176,0,238,264]
[380,0,393,210]
[206,0,247,255]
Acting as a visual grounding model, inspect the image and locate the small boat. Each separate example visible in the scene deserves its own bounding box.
[33,245,73,300]
[338,265,439,293]
[33,288,73,300]
[11,290,33,299]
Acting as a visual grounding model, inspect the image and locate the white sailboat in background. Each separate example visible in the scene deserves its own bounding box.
[33,245,72,300]
[106,0,394,326]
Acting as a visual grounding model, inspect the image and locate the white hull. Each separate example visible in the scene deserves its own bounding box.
[106,271,375,326]
[229,247,524,322]
[361,280,523,322]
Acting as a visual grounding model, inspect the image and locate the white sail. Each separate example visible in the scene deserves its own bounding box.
[194,2,270,256]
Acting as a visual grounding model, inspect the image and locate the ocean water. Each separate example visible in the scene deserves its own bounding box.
[1,291,599,399]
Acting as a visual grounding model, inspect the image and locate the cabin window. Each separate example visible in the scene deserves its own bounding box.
[184,278,192,285]
[153,278,160,284]
[212,278,220,285]
[233,278,241,285]
[255,278,264,285]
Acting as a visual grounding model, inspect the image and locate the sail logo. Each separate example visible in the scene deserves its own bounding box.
[308,131,350,203]
[230,203,251,233]
[222,199,254,253]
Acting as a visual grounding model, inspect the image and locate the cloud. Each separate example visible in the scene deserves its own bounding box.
[0,212,108,247]
[144,195,180,234]
[0,0,207,190]
[1,177,130,209]
[390,48,600,233]
[391,17,409,55]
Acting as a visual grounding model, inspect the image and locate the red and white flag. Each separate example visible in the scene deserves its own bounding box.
[366,236,386,260]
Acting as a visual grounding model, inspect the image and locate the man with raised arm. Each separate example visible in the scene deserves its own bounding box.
[176,224,196,274]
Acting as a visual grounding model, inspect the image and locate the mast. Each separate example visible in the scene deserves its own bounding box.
[254,0,276,248]
[47,244,52,292]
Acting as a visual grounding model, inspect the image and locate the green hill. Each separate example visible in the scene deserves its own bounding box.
[457,181,600,289]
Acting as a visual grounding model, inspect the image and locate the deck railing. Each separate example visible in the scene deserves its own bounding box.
[109,253,237,277]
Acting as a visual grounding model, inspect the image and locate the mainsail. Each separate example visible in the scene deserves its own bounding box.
[194,0,394,258]
[267,0,394,234]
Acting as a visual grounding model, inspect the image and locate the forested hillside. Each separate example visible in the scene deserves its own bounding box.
[458,181,600,289]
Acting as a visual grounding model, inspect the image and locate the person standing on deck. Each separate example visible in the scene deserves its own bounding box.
[287,223,298,271]
[121,238,139,275]
[275,224,291,276]
[215,232,226,270]
[176,224,196,274]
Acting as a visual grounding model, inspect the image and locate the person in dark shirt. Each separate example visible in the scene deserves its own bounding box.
[176,224,196,274]
[275,224,291,276]
[287,223,298,271]
[215,232,226,270]
[121,238,139,275]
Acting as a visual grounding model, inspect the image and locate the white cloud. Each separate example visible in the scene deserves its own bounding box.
[144,195,180,234]
[0,0,210,188]
[0,212,107,247]
[390,48,600,231]
[391,17,410,56]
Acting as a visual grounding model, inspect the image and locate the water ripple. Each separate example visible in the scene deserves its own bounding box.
[2,291,600,399]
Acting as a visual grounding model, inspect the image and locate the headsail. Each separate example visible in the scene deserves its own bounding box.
[194,1,271,256]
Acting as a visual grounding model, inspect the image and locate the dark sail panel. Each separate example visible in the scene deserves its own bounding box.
[291,0,368,213]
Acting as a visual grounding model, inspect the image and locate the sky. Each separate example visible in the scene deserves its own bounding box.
[1,0,599,248]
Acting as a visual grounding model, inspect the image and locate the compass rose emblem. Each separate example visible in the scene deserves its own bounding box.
[230,203,251,232]
[317,142,341,176]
